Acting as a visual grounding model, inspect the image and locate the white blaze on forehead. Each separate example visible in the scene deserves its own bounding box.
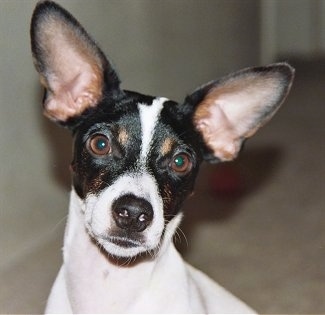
[138,97,167,160]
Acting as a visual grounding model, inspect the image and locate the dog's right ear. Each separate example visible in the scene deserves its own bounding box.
[184,63,294,162]
[30,1,121,126]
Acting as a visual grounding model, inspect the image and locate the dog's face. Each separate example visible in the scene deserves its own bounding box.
[70,93,203,257]
[31,1,294,258]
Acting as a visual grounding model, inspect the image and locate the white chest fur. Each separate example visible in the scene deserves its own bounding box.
[45,190,255,314]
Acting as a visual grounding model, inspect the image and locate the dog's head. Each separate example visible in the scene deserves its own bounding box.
[31,1,294,258]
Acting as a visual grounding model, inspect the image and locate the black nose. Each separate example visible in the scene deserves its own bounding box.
[112,195,154,232]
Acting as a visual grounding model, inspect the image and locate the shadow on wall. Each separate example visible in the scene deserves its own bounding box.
[178,145,283,254]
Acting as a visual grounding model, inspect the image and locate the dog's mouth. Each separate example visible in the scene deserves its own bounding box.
[103,235,142,248]
[88,229,158,258]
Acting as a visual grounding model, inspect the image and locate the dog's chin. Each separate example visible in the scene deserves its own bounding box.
[93,235,157,259]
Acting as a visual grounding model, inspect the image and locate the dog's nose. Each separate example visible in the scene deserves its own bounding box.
[112,195,153,232]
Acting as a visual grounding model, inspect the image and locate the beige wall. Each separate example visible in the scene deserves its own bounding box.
[0,0,259,269]
[260,0,325,63]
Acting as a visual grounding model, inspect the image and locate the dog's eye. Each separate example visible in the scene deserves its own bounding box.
[88,134,111,156]
[170,153,192,175]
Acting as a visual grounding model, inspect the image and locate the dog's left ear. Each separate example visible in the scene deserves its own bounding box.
[30,1,121,126]
[185,63,294,162]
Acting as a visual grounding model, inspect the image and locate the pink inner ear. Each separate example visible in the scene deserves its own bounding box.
[194,100,242,161]
[192,69,290,161]
[44,71,102,121]
[36,13,105,122]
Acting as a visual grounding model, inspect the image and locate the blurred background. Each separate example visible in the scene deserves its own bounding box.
[0,0,324,313]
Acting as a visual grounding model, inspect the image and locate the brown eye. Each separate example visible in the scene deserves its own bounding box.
[88,134,111,156]
[171,153,192,174]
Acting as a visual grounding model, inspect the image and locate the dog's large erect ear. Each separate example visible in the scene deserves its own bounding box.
[186,63,294,162]
[30,1,121,124]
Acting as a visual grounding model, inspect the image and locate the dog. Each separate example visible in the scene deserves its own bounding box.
[30,1,294,313]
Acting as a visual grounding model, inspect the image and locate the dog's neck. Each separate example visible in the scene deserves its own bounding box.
[62,189,197,313]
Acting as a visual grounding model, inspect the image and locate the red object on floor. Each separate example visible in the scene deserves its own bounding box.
[209,164,244,198]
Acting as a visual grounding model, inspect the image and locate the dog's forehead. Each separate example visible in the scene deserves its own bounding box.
[126,96,182,159]
[78,93,183,157]
[138,97,169,159]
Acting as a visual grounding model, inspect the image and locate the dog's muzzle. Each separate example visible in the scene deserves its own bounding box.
[83,173,165,257]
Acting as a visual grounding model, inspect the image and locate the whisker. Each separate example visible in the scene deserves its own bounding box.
[50,214,69,235]
[175,226,189,248]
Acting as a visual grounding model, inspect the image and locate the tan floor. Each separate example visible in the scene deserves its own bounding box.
[1,61,324,314]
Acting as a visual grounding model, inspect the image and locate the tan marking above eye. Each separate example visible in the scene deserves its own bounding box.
[160,137,174,156]
[118,128,129,145]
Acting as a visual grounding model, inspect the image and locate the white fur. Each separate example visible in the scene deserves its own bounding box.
[138,97,167,160]
[45,190,256,314]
